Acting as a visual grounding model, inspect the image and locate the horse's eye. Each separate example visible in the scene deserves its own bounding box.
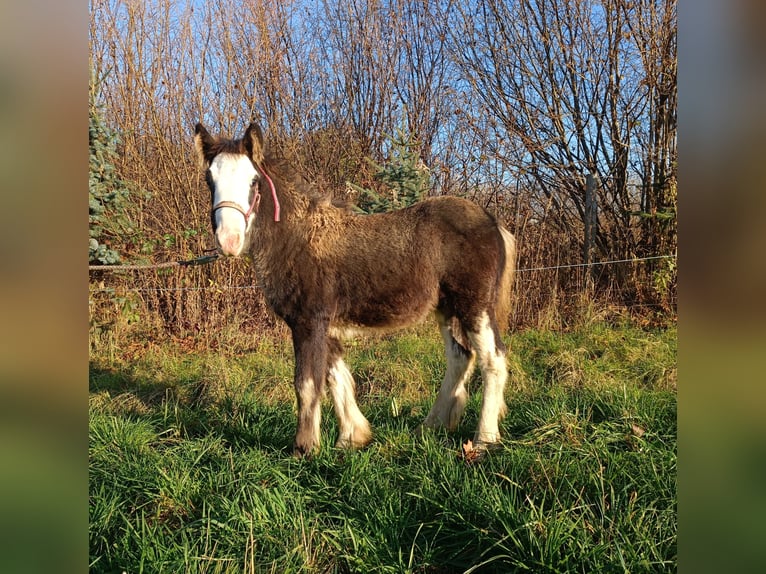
[251,177,258,187]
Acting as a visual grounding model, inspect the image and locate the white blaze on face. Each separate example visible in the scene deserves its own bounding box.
[209,153,258,256]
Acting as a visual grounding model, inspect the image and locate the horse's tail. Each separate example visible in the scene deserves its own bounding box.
[495,226,517,332]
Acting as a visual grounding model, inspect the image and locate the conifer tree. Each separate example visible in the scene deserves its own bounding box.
[89,75,133,265]
[350,114,430,214]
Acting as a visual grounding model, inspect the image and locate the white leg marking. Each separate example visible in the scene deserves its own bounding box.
[297,376,322,448]
[422,320,477,431]
[327,358,372,449]
[468,312,509,446]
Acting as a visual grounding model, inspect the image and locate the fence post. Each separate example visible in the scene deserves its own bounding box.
[584,173,599,285]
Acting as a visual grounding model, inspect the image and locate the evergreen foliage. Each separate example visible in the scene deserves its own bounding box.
[350,116,430,214]
[89,76,133,264]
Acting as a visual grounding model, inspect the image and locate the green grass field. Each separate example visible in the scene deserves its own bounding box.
[89,321,676,573]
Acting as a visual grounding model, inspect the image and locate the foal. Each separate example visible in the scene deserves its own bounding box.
[195,122,516,456]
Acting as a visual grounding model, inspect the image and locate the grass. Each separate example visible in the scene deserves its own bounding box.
[89,321,676,573]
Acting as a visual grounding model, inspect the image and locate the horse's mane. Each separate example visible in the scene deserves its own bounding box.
[261,147,349,210]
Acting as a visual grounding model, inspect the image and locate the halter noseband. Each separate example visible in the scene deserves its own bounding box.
[211,166,280,223]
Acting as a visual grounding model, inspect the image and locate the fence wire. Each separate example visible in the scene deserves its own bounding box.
[88,254,676,293]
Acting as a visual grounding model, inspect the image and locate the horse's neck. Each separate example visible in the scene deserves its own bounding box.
[255,174,307,225]
[249,184,309,268]
[248,186,330,318]
[249,185,350,273]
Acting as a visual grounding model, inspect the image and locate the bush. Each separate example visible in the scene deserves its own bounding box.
[89,74,134,265]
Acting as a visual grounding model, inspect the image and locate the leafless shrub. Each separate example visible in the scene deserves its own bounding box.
[89,0,676,340]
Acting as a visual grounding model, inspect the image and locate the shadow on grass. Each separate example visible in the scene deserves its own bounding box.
[89,355,481,459]
[89,361,296,454]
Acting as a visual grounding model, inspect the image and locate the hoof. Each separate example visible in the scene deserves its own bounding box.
[335,428,373,450]
[413,423,432,440]
[461,438,502,464]
[292,442,318,459]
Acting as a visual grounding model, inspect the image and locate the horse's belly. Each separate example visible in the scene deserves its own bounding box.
[331,287,438,338]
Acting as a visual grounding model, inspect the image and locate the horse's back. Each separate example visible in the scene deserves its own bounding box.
[403,196,506,275]
[329,196,506,330]
[351,195,499,247]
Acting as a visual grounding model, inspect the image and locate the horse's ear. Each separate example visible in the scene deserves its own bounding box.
[244,122,265,165]
[194,123,215,167]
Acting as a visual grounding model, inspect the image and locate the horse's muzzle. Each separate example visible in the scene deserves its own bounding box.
[215,229,244,257]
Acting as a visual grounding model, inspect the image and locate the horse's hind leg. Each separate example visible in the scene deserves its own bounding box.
[326,338,372,449]
[420,314,477,433]
[466,311,509,447]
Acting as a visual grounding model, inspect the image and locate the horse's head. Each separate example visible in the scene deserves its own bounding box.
[194,122,267,257]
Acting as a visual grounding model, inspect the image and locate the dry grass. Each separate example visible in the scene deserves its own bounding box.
[89,0,675,337]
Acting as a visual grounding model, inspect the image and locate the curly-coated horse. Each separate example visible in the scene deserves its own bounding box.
[194,122,516,456]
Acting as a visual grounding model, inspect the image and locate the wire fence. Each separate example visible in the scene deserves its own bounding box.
[88,254,676,293]
[87,253,219,272]
[515,254,674,273]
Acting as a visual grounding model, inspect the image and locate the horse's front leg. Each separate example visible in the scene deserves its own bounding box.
[291,320,329,457]
[326,338,373,449]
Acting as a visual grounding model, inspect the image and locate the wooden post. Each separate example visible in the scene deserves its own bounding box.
[584,173,598,284]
